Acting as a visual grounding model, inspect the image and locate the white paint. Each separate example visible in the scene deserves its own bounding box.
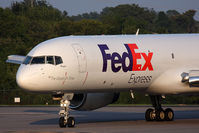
[14,34,199,95]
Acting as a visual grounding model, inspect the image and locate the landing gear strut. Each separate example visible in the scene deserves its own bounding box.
[58,94,75,128]
[145,95,174,121]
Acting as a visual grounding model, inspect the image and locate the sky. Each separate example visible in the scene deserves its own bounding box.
[0,0,199,20]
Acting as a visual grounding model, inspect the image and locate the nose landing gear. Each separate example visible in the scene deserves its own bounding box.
[57,93,75,128]
[59,99,75,128]
[145,95,174,121]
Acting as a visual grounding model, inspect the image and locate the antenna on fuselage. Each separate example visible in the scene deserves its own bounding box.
[136,29,139,36]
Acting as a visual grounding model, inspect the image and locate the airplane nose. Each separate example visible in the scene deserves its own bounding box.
[16,65,37,91]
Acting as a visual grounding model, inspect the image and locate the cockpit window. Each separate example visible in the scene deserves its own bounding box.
[47,56,54,65]
[27,55,63,65]
[55,56,63,65]
[31,56,45,64]
[23,56,32,65]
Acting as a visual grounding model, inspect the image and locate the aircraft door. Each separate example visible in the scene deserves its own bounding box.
[72,44,87,73]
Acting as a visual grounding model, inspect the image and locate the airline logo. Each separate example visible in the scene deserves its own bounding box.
[98,44,153,72]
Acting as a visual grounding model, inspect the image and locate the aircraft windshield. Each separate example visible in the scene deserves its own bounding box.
[47,56,54,64]
[23,55,63,65]
[31,56,45,64]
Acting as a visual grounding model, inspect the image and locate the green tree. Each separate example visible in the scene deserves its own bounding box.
[155,11,170,33]
[166,10,180,17]
[72,19,106,35]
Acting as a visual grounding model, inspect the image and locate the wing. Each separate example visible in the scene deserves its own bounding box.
[6,55,26,64]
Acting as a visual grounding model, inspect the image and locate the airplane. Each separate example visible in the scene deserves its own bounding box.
[6,33,199,128]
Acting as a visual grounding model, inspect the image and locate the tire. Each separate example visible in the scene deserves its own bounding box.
[156,109,165,121]
[68,117,75,127]
[59,117,66,128]
[165,108,174,121]
[145,108,155,121]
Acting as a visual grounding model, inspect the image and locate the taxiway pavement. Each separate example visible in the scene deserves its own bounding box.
[0,106,199,133]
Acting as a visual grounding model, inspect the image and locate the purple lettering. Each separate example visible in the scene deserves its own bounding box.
[98,43,153,72]
[98,44,111,72]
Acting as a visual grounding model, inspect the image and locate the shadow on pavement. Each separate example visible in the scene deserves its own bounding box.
[30,109,199,125]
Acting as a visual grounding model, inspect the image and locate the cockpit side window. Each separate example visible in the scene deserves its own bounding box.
[55,56,63,65]
[23,56,32,65]
[47,56,54,65]
[31,56,45,64]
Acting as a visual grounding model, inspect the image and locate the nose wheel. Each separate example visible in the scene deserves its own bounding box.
[59,99,75,128]
[59,116,75,128]
[145,95,174,121]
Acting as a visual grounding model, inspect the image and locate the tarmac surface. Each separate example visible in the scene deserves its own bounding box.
[0,106,199,133]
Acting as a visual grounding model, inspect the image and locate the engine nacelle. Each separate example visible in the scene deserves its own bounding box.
[182,71,199,87]
[69,93,120,111]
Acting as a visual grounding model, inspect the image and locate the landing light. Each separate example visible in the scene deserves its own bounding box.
[60,103,68,107]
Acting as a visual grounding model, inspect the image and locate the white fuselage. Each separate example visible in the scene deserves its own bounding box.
[16,34,199,95]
